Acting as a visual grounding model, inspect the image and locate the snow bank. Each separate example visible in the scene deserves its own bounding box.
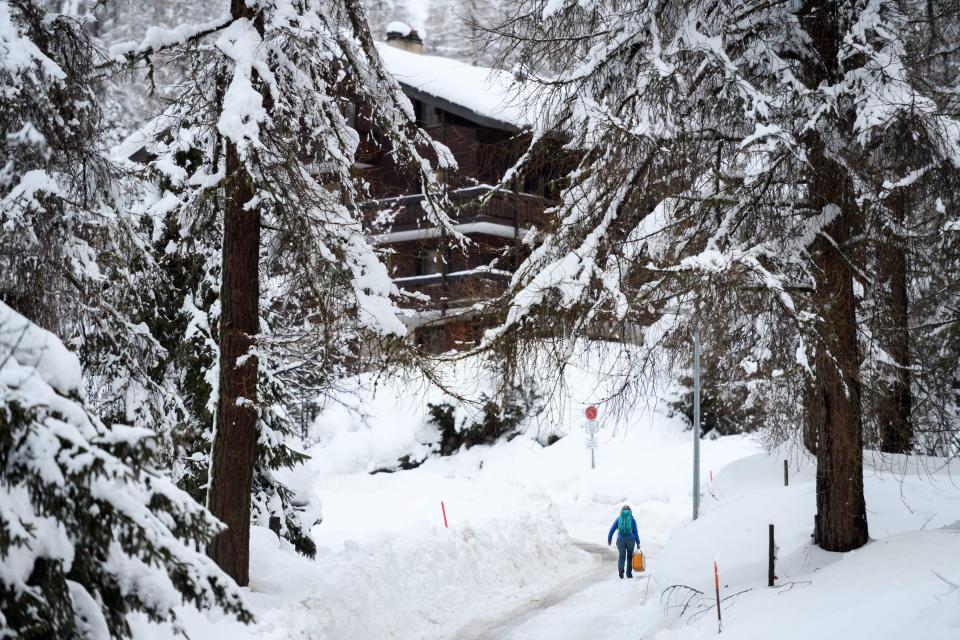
[658,448,960,640]
[134,516,592,640]
[669,531,960,640]
[661,448,960,590]
[658,482,815,591]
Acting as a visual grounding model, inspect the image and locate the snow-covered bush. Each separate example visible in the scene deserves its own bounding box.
[369,383,546,472]
[0,303,250,638]
[429,389,537,455]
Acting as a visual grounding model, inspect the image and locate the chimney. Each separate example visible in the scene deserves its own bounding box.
[385,21,423,55]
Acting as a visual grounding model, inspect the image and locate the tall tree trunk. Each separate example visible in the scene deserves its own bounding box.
[802,379,819,455]
[800,0,869,553]
[877,193,913,453]
[809,206,869,551]
[207,0,262,586]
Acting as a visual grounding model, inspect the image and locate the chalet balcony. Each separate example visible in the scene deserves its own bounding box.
[394,265,512,310]
[363,185,549,241]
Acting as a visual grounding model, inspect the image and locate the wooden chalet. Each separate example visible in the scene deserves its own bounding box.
[358,28,564,353]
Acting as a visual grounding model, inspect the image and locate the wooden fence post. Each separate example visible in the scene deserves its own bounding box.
[768,524,776,587]
[783,460,789,486]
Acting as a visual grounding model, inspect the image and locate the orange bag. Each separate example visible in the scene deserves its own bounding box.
[632,551,645,573]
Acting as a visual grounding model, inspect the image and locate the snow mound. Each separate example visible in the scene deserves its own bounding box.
[135,516,593,640]
[658,482,815,591]
[658,448,960,640]
[678,531,960,640]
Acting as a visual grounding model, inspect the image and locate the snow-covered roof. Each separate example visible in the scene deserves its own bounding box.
[112,44,536,164]
[385,21,415,37]
[376,43,533,131]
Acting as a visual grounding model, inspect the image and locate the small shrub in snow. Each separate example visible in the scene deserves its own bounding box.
[432,386,545,455]
[371,385,544,473]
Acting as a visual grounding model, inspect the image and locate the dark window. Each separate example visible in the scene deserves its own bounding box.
[416,325,446,354]
[415,248,442,276]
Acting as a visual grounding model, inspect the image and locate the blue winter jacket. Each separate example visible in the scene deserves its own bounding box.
[608,513,641,546]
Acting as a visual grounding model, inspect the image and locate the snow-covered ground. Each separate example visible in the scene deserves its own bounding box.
[133,357,960,640]
[651,450,960,640]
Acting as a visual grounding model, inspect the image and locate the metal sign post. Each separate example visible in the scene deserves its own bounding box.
[586,434,598,468]
[693,328,701,521]
[584,406,600,469]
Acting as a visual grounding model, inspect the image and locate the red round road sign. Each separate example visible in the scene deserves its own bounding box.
[585,405,598,421]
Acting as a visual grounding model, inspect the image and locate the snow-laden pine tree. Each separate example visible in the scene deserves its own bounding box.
[0,0,110,332]
[0,303,250,639]
[480,0,960,551]
[0,4,250,634]
[855,3,960,458]
[0,0,182,457]
[111,172,322,558]
[109,0,457,583]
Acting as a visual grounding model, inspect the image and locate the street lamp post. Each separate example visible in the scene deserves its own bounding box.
[693,328,701,521]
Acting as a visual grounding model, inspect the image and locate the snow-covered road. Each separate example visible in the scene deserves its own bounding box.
[456,535,664,640]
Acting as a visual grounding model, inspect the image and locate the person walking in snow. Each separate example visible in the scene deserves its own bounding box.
[608,505,641,579]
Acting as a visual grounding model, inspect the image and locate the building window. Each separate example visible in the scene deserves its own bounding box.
[416,325,446,354]
[416,248,442,275]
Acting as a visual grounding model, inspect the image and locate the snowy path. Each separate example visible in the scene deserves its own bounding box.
[456,542,664,640]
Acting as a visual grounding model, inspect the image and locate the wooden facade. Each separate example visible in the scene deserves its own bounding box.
[358,42,564,353]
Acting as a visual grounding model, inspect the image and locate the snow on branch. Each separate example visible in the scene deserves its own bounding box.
[106,15,234,64]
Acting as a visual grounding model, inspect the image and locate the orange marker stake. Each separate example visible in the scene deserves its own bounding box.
[441,501,448,529]
[714,559,722,633]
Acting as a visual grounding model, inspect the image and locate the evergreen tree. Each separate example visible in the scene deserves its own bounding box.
[111,0,457,582]
[1,3,250,635]
[480,0,960,551]
[0,303,250,639]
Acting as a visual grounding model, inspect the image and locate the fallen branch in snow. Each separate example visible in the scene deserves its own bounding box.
[931,570,959,590]
[688,588,752,624]
[772,580,813,594]
[640,574,653,604]
[706,483,723,502]
[660,584,704,618]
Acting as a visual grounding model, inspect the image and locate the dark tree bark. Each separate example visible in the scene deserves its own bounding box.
[876,193,913,454]
[809,207,869,551]
[802,379,820,455]
[207,0,263,586]
[800,0,869,552]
